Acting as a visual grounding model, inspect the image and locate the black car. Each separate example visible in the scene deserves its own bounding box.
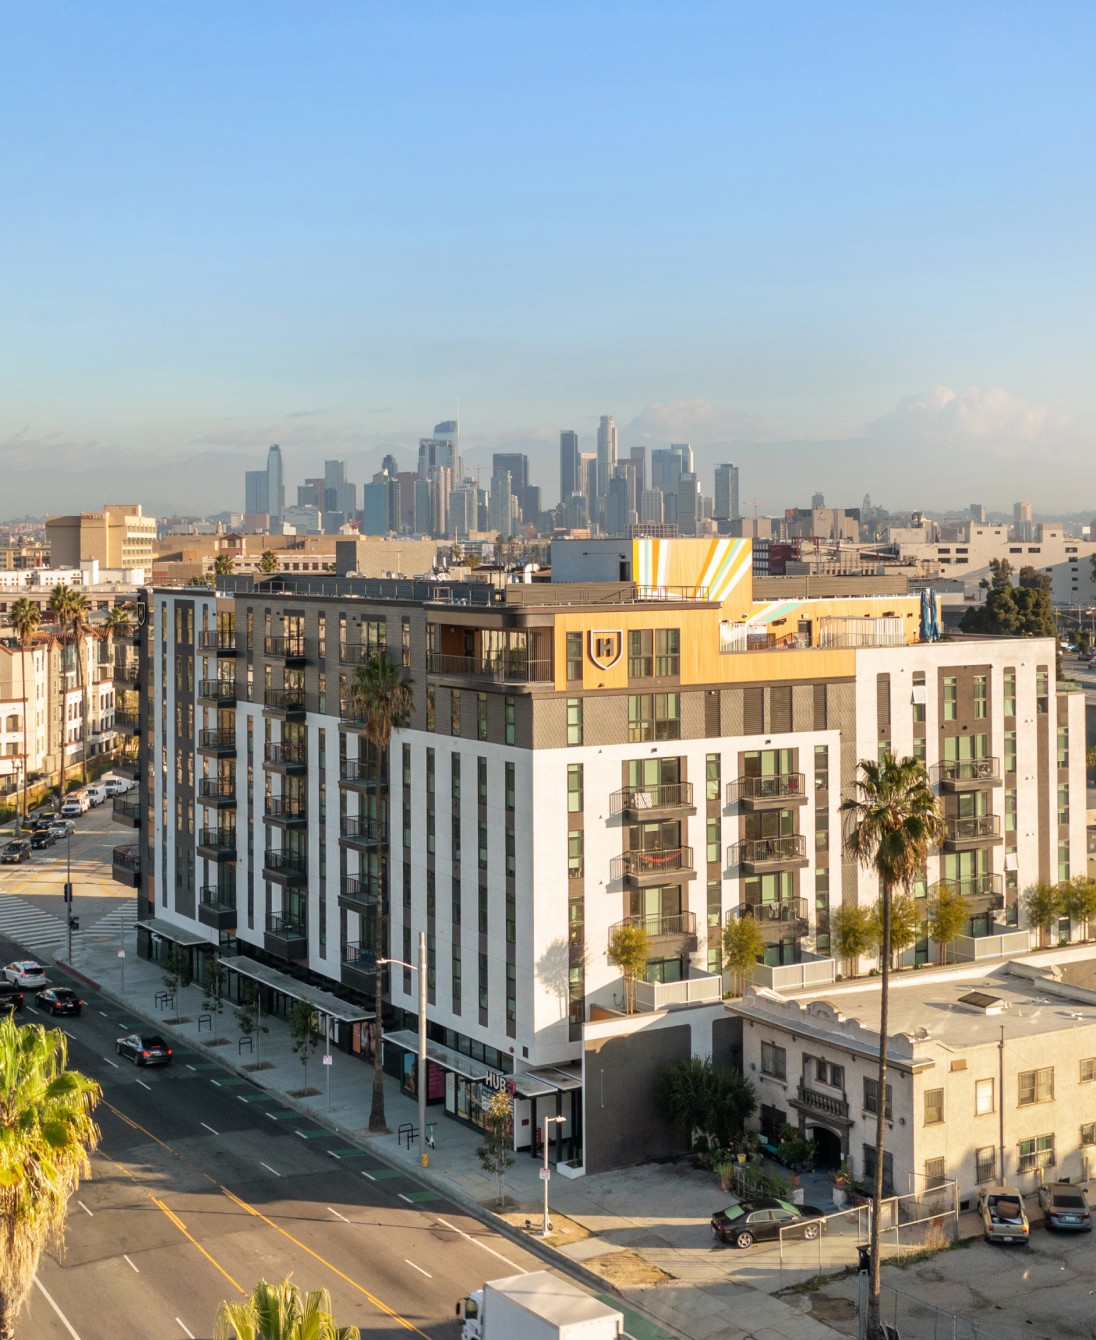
[711,1198,828,1248]
[0,839,31,864]
[30,829,56,850]
[0,982,23,1014]
[115,1033,173,1066]
[36,987,84,1017]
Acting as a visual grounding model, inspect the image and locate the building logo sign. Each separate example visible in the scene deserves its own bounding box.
[135,600,148,626]
[588,630,623,670]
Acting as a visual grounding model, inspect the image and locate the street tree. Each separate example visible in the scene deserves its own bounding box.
[1062,876,1096,941]
[870,891,921,968]
[927,884,970,964]
[215,1278,360,1340]
[9,598,40,821]
[722,914,767,996]
[656,1055,756,1150]
[161,945,191,1001]
[202,957,227,1028]
[1023,880,1063,949]
[288,1000,320,1092]
[606,922,650,1013]
[235,982,261,1062]
[830,903,876,977]
[476,1089,516,1207]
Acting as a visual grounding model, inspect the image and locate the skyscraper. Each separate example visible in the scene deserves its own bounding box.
[324,459,356,516]
[714,464,740,522]
[559,430,580,507]
[244,470,268,516]
[418,420,460,481]
[596,415,617,501]
[489,470,514,538]
[266,444,285,525]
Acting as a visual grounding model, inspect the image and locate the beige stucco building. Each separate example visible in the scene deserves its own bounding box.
[46,504,156,571]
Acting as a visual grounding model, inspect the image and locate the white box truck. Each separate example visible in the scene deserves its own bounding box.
[456,1271,624,1340]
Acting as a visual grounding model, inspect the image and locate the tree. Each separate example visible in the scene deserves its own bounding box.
[927,884,970,964]
[841,753,943,1340]
[346,651,415,1134]
[59,590,92,785]
[213,553,235,576]
[870,892,920,968]
[830,903,876,978]
[47,584,81,799]
[215,1278,360,1340]
[960,581,1056,641]
[102,604,134,641]
[1018,565,1051,595]
[288,1000,319,1092]
[202,957,227,1026]
[186,575,215,588]
[606,922,650,1013]
[0,1015,102,1339]
[9,598,40,822]
[476,1089,516,1206]
[1061,876,1096,942]
[259,550,278,575]
[656,1055,756,1150]
[722,914,767,996]
[235,983,262,1064]
[161,945,191,1001]
[1023,880,1063,949]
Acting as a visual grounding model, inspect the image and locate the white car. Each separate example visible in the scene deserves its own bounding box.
[60,800,83,818]
[3,961,48,989]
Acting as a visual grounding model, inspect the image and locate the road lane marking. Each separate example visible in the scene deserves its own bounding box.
[404,1259,431,1278]
[260,1162,281,1177]
[201,1122,219,1135]
[33,1277,83,1339]
[99,1010,109,1017]
[135,1079,151,1091]
[398,1194,413,1203]
[123,1254,139,1272]
[326,1207,350,1222]
[361,1170,376,1180]
[176,1322,194,1339]
[152,1195,245,1297]
[210,1079,221,1087]
[103,1056,119,1068]
[77,1200,93,1216]
[185,1063,196,1070]
[435,1216,527,1272]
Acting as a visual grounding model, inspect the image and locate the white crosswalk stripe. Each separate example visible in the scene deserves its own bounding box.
[86,900,137,941]
[0,897,67,953]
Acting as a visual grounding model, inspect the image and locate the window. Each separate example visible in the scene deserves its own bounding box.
[451,691,461,737]
[1081,1058,1095,1083]
[477,756,488,804]
[760,1041,787,1080]
[975,1078,995,1115]
[815,1060,844,1090]
[477,693,488,740]
[506,961,516,1023]
[1005,789,1017,834]
[477,821,487,870]
[864,1078,893,1118]
[706,817,720,865]
[363,618,386,651]
[628,627,680,678]
[567,763,583,813]
[973,674,987,719]
[1036,669,1048,715]
[706,753,720,802]
[451,754,461,800]
[924,1157,946,1190]
[627,693,681,742]
[1017,1134,1055,1173]
[505,696,515,745]
[1058,839,1069,883]
[566,698,583,746]
[1058,784,1069,826]
[565,632,583,683]
[924,1088,944,1125]
[505,761,515,811]
[912,673,926,723]
[943,676,957,721]
[1004,671,1016,718]
[401,617,411,668]
[862,1145,894,1195]
[425,688,435,732]
[1018,1066,1053,1106]
[568,830,584,879]
[1057,728,1069,770]
[1082,1122,1096,1147]
[1004,732,1016,774]
[815,745,829,792]
[976,1146,997,1183]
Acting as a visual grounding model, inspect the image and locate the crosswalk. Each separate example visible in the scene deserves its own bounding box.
[0,895,137,956]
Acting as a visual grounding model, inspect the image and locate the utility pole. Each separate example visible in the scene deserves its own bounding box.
[65,832,73,963]
[379,929,429,1167]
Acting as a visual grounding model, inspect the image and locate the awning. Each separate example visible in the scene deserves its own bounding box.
[384,1029,489,1082]
[510,1073,558,1099]
[137,917,211,948]
[523,1064,583,1092]
[220,955,373,1024]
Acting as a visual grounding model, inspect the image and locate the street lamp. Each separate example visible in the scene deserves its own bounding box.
[64,830,74,964]
[378,928,428,1167]
[541,1114,566,1236]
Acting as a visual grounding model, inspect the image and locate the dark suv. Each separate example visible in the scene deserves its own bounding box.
[0,839,31,864]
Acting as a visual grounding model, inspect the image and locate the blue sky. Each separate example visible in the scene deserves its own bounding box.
[2,2,1093,514]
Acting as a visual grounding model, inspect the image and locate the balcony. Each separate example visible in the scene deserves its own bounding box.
[427,652,553,684]
[264,634,307,665]
[113,662,140,688]
[932,758,1002,792]
[197,826,236,861]
[264,914,307,961]
[338,875,375,915]
[727,834,809,874]
[111,845,140,888]
[198,629,238,655]
[263,688,306,720]
[928,873,1004,913]
[263,849,307,884]
[198,679,237,706]
[609,782,695,820]
[727,773,807,810]
[791,1083,851,1126]
[264,742,305,772]
[111,795,140,828]
[608,911,698,956]
[198,778,237,808]
[339,758,385,792]
[265,797,307,826]
[609,846,695,889]
[943,815,1002,852]
[198,728,236,757]
[114,708,140,734]
[734,897,809,943]
[340,941,377,993]
[197,888,237,931]
[340,816,381,850]
[338,642,374,666]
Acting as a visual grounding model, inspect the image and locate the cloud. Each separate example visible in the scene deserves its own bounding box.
[866,385,1077,455]
[625,399,770,444]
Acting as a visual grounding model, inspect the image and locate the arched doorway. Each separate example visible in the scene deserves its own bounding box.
[809,1124,843,1171]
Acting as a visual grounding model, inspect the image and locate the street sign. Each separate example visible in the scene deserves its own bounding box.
[539,1168,551,1181]
[118,950,126,958]
[322,1054,333,1066]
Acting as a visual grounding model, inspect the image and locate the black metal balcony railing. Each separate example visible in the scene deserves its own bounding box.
[114,708,140,730]
[264,742,305,767]
[339,876,375,907]
[736,897,809,925]
[198,778,236,801]
[609,782,694,815]
[727,834,809,868]
[198,827,237,855]
[794,1083,849,1120]
[265,797,307,821]
[945,815,1001,843]
[264,849,307,875]
[427,652,553,683]
[111,795,141,824]
[928,873,1004,905]
[198,887,237,930]
[341,941,375,969]
[265,914,307,958]
[198,728,236,751]
[340,758,385,787]
[198,629,237,653]
[727,773,806,805]
[607,911,697,943]
[610,846,694,883]
[340,816,381,845]
[265,634,307,660]
[263,688,306,714]
[113,663,140,685]
[338,642,374,666]
[932,758,1001,786]
[112,845,139,874]
[199,679,237,703]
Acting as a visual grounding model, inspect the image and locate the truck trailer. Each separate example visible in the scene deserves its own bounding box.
[457,1270,625,1340]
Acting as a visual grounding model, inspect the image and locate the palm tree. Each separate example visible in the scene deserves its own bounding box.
[67,592,92,784]
[215,1278,359,1340]
[47,585,80,799]
[841,753,943,1340]
[259,550,278,575]
[347,651,414,1133]
[214,553,235,576]
[0,1015,102,1339]
[9,598,40,822]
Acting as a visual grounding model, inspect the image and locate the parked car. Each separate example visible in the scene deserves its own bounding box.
[711,1198,827,1248]
[59,800,84,818]
[1038,1182,1091,1231]
[115,1033,173,1066]
[30,828,56,850]
[49,819,76,839]
[977,1186,1030,1244]
[36,987,84,1017]
[0,997,17,1019]
[0,839,32,864]
[0,982,25,1012]
[3,961,48,989]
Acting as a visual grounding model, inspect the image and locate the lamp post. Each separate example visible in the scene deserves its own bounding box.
[65,831,73,964]
[378,928,428,1167]
[541,1114,566,1236]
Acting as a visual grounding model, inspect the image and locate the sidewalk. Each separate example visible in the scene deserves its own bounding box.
[61,923,845,1340]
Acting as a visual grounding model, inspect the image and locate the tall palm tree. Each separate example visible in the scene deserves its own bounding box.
[841,753,943,1340]
[215,1278,359,1340]
[214,553,236,576]
[347,651,414,1134]
[67,592,92,784]
[0,1015,102,1340]
[8,598,40,822]
[47,585,80,799]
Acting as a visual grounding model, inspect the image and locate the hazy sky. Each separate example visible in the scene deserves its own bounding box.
[2,2,1093,515]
